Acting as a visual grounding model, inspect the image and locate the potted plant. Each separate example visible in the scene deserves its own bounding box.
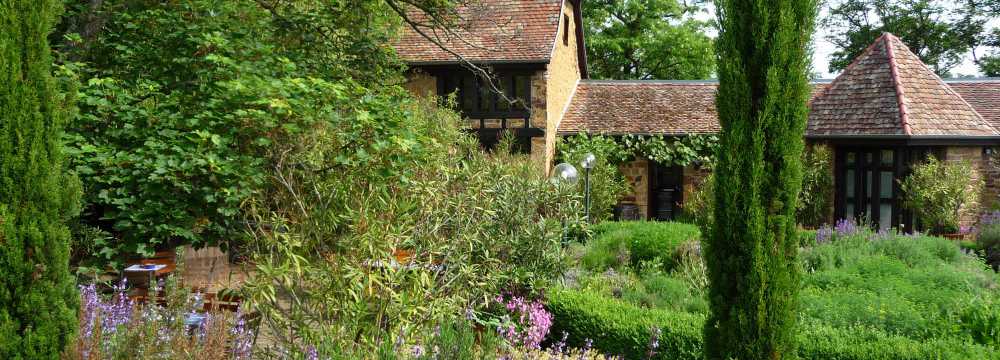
[900,156,983,238]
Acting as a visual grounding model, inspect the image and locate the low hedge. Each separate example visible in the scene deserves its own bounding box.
[546,288,999,360]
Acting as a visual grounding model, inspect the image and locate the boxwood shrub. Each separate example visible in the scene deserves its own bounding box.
[546,288,999,360]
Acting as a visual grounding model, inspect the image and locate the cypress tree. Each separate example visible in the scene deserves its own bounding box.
[0,1,80,358]
[704,0,816,359]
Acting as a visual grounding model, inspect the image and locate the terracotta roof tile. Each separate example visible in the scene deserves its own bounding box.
[808,33,998,137]
[948,80,1000,131]
[393,0,563,64]
[557,81,829,135]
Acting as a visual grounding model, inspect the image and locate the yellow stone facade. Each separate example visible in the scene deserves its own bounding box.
[401,0,582,176]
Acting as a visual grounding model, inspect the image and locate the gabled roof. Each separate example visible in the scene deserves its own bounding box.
[393,0,586,71]
[808,33,998,137]
[947,79,1000,132]
[557,81,830,135]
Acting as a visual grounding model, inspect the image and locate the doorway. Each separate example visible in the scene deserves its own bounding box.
[649,162,683,221]
[835,147,939,231]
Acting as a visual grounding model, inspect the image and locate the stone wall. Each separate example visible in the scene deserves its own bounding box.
[619,158,650,218]
[682,165,711,210]
[542,1,583,175]
[945,146,990,229]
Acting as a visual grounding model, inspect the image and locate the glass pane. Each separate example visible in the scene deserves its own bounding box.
[881,150,894,166]
[462,76,476,112]
[846,169,855,197]
[497,77,510,111]
[866,171,872,198]
[846,152,856,165]
[478,80,491,112]
[879,203,892,230]
[514,76,529,109]
[866,152,873,164]
[846,202,855,219]
[880,172,893,199]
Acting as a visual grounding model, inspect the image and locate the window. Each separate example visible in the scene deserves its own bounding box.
[438,72,531,119]
[437,70,536,154]
[563,15,570,46]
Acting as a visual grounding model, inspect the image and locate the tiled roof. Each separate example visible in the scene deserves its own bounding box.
[808,33,998,137]
[558,81,720,135]
[393,0,564,64]
[557,81,830,135]
[948,80,1000,131]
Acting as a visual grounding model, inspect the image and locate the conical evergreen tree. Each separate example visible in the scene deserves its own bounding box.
[704,0,817,359]
[0,1,80,358]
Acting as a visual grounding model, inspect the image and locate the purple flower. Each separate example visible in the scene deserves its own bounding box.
[411,345,425,357]
[231,308,254,360]
[815,226,834,244]
[981,211,1000,226]
[305,345,319,360]
[834,218,860,237]
[495,294,552,349]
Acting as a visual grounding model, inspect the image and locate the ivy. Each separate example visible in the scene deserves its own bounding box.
[558,133,719,168]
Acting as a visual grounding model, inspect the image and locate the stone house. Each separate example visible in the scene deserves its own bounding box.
[394,1,1000,231]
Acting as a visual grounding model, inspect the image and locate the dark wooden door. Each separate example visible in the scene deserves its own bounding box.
[650,162,683,221]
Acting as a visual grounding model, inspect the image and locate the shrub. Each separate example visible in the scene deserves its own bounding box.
[583,222,700,272]
[900,156,983,234]
[556,135,630,223]
[978,221,1000,270]
[241,99,582,355]
[547,288,999,360]
[797,145,834,227]
[0,1,81,357]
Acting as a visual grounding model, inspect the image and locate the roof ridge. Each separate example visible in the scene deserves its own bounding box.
[811,33,892,107]
[883,33,913,136]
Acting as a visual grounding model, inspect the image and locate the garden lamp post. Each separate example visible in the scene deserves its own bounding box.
[580,153,596,221]
[551,163,579,244]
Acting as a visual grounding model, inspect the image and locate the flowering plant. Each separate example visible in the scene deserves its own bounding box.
[67,279,253,360]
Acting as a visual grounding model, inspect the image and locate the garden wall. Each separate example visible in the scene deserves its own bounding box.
[946,146,995,228]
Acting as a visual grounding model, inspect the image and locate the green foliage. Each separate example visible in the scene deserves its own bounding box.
[822,0,998,76]
[797,145,833,228]
[582,0,715,80]
[559,133,720,169]
[241,98,581,355]
[709,0,817,357]
[56,0,420,260]
[582,222,700,272]
[0,0,81,357]
[979,223,1000,270]
[800,234,1000,344]
[682,172,713,231]
[558,135,629,222]
[900,157,982,234]
[547,288,1000,360]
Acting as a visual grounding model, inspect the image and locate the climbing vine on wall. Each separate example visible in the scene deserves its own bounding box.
[557,133,720,168]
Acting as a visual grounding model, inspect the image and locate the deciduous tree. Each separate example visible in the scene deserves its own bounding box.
[583,0,715,80]
[822,0,997,76]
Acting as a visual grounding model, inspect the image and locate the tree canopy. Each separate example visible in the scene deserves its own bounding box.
[582,0,715,80]
[823,0,999,77]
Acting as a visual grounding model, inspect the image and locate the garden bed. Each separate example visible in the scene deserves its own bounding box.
[552,221,1000,359]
